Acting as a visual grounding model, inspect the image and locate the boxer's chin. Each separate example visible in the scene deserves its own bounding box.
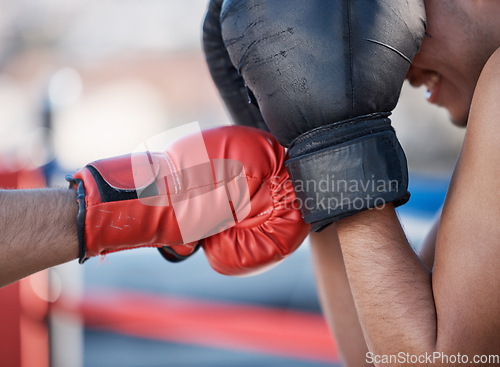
[450,114,468,128]
[448,105,470,128]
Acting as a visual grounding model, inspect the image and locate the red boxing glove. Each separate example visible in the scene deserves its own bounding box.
[67,125,310,275]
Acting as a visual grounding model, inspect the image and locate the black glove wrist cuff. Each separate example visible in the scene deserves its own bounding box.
[66,175,88,263]
[285,113,410,231]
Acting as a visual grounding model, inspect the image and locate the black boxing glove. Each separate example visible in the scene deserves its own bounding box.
[219,0,426,230]
[203,0,267,131]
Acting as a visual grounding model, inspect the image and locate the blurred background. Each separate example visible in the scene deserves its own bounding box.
[0,1,464,366]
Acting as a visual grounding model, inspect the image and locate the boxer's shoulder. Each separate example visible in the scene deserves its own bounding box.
[475,47,500,102]
[467,47,500,133]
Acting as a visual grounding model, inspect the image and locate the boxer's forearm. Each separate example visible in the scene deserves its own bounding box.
[0,189,79,287]
[310,226,370,367]
[417,210,440,272]
[337,205,437,358]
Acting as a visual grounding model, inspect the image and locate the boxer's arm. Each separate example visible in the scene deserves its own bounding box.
[335,49,500,360]
[312,211,440,365]
[310,226,369,367]
[0,189,79,288]
[418,210,441,271]
[337,206,436,357]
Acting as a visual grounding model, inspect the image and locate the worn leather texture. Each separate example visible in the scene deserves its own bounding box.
[203,0,268,131]
[218,0,425,227]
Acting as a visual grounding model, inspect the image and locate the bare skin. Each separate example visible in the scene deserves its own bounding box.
[311,43,500,367]
[310,225,370,367]
[406,0,500,126]
[0,189,79,288]
[418,210,440,272]
[310,210,439,367]
[310,207,440,367]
